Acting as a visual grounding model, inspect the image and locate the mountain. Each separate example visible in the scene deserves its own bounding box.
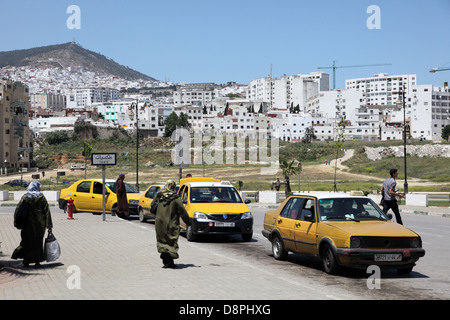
[0,42,157,81]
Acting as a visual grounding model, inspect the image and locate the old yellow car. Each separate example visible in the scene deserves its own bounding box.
[58,179,142,216]
[178,178,253,242]
[262,193,425,275]
[138,184,164,222]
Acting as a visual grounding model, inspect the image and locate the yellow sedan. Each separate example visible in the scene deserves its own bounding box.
[58,179,142,216]
[262,193,425,275]
[138,184,164,222]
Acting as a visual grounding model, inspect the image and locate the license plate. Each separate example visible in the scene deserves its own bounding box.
[214,222,235,227]
[374,254,402,262]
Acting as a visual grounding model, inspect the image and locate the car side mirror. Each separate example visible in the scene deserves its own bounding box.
[386,213,393,220]
[304,213,314,222]
[244,199,251,204]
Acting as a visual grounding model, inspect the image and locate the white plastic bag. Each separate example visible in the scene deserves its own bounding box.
[44,232,61,262]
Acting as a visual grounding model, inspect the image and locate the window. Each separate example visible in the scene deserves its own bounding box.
[76,181,92,193]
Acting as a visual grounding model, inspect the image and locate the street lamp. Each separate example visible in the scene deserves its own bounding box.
[134,100,140,192]
[396,85,408,194]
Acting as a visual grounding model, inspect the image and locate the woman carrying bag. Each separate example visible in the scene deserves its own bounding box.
[12,181,53,268]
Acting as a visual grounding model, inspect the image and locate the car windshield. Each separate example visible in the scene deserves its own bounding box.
[319,198,389,222]
[105,182,138,194]
[190,186,243,203]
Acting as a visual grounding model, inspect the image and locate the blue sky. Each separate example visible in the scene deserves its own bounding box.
[1,0,450,88]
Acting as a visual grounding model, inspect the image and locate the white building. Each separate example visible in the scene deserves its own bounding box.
[410,83,450,141]
[248,72,330,110]
[72,87,120,108]
[29,116,78,138]
[345,73,417,106]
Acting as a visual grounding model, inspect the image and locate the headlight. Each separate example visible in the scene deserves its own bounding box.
[350,237,362,248]
[194,212,208,219]
[411,237,421,248]
[241,212,252,219]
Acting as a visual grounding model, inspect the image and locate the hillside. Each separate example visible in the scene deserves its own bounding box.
[0,42,156,81]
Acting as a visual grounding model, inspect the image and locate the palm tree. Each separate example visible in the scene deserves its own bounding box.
[280,159,300,197]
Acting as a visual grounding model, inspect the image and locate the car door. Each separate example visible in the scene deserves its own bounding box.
[91,181,105,212]
[277,198,303,252]
[142,186,160,215]
[73,181,92,211]
[294,197,318,255]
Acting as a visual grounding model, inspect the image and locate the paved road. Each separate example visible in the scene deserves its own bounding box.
[1,202,449,301]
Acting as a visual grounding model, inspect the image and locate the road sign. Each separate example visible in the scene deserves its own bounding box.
[91,153,117,166]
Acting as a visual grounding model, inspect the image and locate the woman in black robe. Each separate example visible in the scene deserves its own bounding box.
[12,181,53,267]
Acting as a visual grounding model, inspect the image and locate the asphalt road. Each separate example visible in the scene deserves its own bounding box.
[130,205,450,300]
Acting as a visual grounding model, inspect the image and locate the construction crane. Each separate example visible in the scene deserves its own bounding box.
[317,60,392,90]
[430,67,450,73]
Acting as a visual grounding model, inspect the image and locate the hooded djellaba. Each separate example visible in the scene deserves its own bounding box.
[154,180,190,268]
[12,181,53,267]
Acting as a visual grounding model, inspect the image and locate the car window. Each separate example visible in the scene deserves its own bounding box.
[182,187,189,202]
[76,181,92,193]
[299,198,315,221]
[93,182,103,194]
[189,186,243,203]
[280,199,294,218]
[145,186,158,199]
[319,198,389,221]
[105,182,138,194]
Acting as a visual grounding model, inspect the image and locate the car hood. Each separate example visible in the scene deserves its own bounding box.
[323,220,419,237]
[127,193,142,201]
[189,202,250,214]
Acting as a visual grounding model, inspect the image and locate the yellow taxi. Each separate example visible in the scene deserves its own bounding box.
[58,179,142,216]
[178,178,253,242]
[138,184,164,222]
[262,192,425,275]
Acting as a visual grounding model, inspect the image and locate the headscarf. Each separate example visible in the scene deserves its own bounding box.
[118,173,125,179]
[26,181,42,198]
[157,180,178,204]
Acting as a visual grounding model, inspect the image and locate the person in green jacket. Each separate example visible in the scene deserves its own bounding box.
[12,181,53,268]
[155,180,190,268]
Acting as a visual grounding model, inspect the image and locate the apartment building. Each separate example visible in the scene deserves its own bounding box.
[410,83,450,141]
[72,87,120,107]
[248,72,329,110]
[173,86,217,106]
[345,73,417,106]
[30,93,66,112]
[0,79,32,169]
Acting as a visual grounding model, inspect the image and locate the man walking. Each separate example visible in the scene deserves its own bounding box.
[381,169,404,225]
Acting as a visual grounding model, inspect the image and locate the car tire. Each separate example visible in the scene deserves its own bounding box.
[272,235,288,260]
[139,207,147,223]
[186,225,198,242]
[321,244,340,275]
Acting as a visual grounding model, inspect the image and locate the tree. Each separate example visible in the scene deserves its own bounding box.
[163,112,179,137]
[46,131,69,145]
[82,141,93,179]
[280,159,301,197]
[163,112,189,138]
[442,124,450,141]
[332,116,349,192]
[303,126,316,143]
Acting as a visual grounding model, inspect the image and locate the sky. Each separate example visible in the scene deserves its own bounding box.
[1,0,450,88]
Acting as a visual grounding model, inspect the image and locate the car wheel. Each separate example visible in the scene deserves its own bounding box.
[272,235,288,260]
[242,232,253,242]
[186,225,198,242]
[139,207,147,223]
[321,244,340,275]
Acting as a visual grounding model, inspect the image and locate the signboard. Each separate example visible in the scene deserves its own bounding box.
[91,153,117,166]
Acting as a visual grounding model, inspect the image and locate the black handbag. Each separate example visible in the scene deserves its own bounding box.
[14,201,28,230]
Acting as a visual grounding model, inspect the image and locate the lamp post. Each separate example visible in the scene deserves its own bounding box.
[397,85,408,194]
[135,100,140,192]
